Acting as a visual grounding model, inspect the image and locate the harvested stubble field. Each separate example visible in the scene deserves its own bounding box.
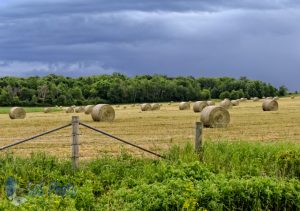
[0,97,299,159]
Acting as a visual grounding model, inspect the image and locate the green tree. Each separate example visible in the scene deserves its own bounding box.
[219,91,230,99]
[278,85,288,96]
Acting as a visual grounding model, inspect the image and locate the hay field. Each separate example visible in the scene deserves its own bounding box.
[0,97,299,159]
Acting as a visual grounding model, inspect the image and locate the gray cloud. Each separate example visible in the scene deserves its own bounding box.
[0,0,300,90]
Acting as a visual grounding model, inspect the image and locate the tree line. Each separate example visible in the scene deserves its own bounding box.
[0,73,288,106]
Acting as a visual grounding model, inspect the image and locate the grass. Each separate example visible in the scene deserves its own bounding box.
[0,107,62,114]
[0,141,299,210]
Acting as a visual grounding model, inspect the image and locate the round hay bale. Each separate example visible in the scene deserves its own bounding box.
[151,103,160,111]
[240,98,247,102]
[9,107,26,119]
[193,101,208,112]
[65,107,74,113]
[84,105,94,115]
[141,103,151,111]
[75,106,84,113]
[91,104,115,122]
[200,106,230,128]
[262,99,278,111]
[253,97,260,102]
[220,99,232,109]
[207,101,215,106]
[273,96,279,100]
[44,107,52,113]
[266,97,273,99]
[291,96,295,99]
[179,102,190,110]
[231,100,240,106]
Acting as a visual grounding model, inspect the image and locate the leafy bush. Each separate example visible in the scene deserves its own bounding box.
[0,141,299,210]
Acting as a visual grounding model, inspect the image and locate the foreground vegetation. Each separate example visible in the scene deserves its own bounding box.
[0,141,299,210]
[0,74,288,106]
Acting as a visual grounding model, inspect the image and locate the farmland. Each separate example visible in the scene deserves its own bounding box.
[0,97,300,159]
[0,97,300,210]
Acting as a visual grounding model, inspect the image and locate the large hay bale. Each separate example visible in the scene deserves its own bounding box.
[207,101,215,106]
[75,106,84,113]
[141,103,152,111]
[291,96,295,99]
[9,107,26,119]
[193,101,208,113]
[179,102,190,110]
[91,104,115,122]
[262,99,278,111]
[240,98,247,102]
[44,107,52,113]
[84,105,94,115]
[65,107,74,113]
[220,99,232,109]
[253,97,259,102]
[273,96,279,100]
[151,103,160,111]
[200,106,230,128]
[231,100,240,106]
[266,97,273,99]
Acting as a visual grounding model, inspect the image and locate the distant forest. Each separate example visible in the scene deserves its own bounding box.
[0,73,288,106]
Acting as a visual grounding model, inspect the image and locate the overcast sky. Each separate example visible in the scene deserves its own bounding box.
[0,0,299,91]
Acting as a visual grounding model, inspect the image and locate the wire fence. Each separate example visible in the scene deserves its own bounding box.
[0,116,173,169]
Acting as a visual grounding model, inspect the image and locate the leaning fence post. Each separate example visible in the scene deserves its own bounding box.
[71,116,79,170]
[195,121,203,153]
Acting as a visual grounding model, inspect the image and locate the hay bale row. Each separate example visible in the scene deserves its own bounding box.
[44,107,52,113]
[262,99,278,111]
[193,101,208,113]
[65,107,74,113]
[141,103,152,111]
[207,101,215,106]
[84,105,94,115]
[75,106,84,113]
[220,99,232,109]
[9,107,26,119]
[151,103,160,111]
[201,106,230,128]
[179,102,190,110]
[231,100,240,106]
[253,97,259,102]
[91,104,115,122]
[140,103,161,111]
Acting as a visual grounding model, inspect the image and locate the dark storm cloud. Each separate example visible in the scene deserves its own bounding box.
[0,0,300,90]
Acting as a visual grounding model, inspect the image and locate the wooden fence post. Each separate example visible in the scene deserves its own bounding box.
[71,116,79,170]
[195,121,203,153]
